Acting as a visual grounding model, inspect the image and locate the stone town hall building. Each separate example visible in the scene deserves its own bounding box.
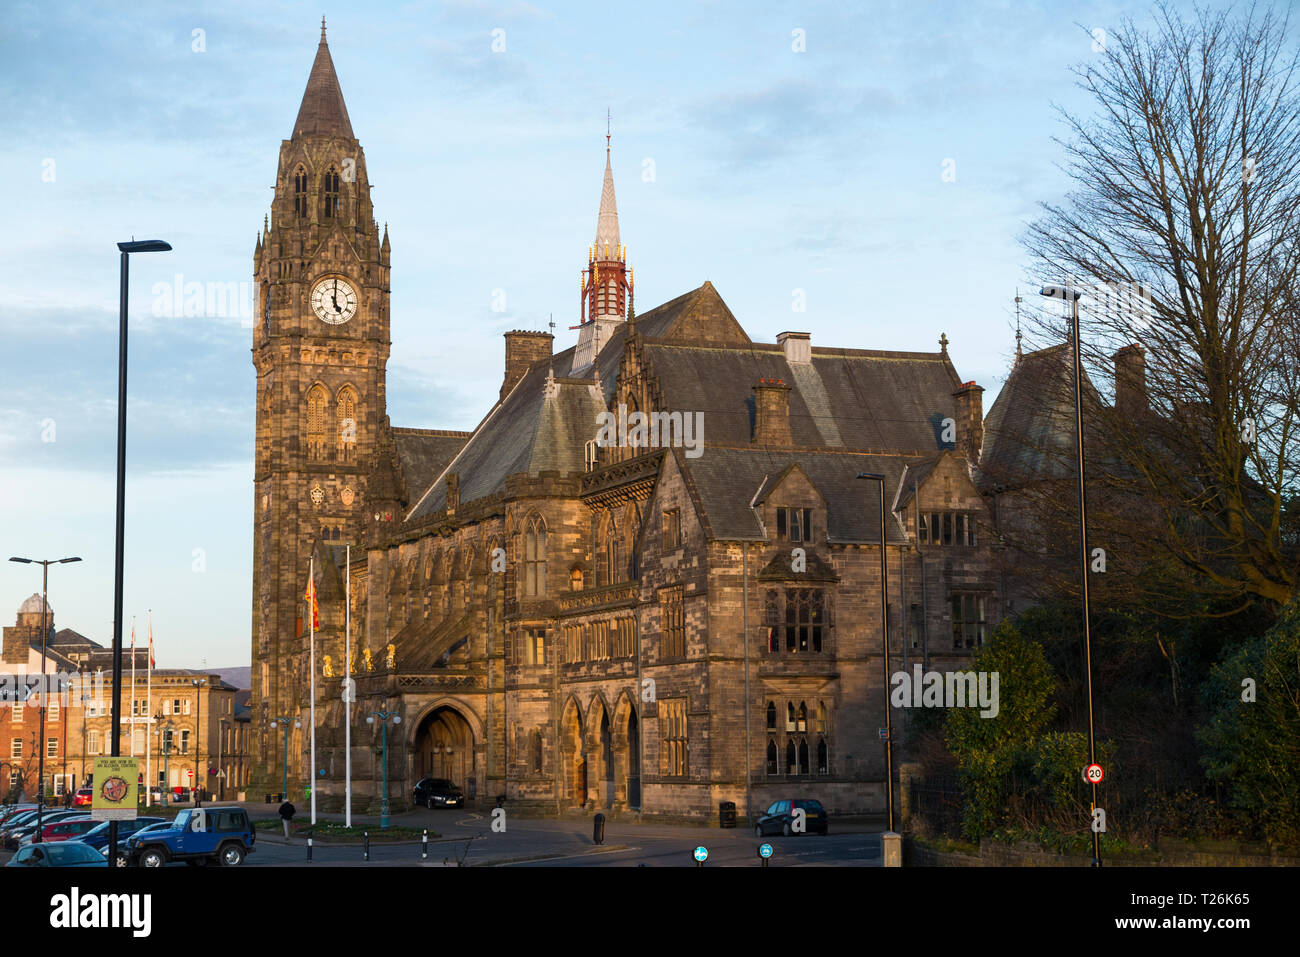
[250,26,1001,820]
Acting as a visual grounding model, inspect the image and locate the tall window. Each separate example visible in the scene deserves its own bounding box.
[323,167,340,218]
[336,386,357,462]
[766,701,777,731]
[306,385,329,460]
[531,730,544,773]
[522,628,546,665]
[563,624,582,663]
[10,738,20,759]
[784,589,825,652]
[87,730,100,755]
[47,738,58,758]
[766,740,778,774]
[293,166,308,217]
[660,699,687,777]
[48,696,58,722]
[661,586,685,658]
[181,730,190,754]
[817,737,829,774]
[952,593,987,648]
[524,519,547,597]
[662,508,681,548]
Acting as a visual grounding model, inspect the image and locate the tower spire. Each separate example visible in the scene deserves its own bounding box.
[293,19,354,139]
[1014,288,1023,362]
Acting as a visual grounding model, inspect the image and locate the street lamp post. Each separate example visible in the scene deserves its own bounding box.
[110,238,171,864]
[269,716,300,802]
[855,473,894,834]
[366,711,402,828]
[1040,283,1101,868]
[9,555,82,842]
[191,678,207,806]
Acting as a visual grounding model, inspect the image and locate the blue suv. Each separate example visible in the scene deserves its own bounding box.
[125,807,256,867]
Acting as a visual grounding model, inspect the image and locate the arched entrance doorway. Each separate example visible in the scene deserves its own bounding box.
[612,692,640,810]
[413,705,475,801]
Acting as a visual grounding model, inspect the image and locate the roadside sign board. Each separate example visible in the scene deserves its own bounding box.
[90,757,139,821]
[1083,763,1104,784]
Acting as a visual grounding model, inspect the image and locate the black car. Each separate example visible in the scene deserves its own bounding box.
[79,817,167,852]
[754,798,829,836]
[412,777,464,809]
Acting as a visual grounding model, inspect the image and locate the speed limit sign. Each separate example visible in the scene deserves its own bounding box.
[1082,763,1104,784]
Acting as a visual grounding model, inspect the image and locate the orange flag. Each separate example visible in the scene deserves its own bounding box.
[305,578,319,630]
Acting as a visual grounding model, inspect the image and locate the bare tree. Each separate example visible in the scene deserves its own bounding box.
[1018,2,1300,613]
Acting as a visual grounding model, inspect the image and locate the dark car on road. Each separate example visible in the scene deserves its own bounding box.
[125,806,255,867]
[754,799,829,836]
[80,817,167,852]
[6,841,107,868]
[412,777,464,809]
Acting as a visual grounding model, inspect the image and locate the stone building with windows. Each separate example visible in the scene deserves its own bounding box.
[0,597,245,802]
[252,25,1004,821]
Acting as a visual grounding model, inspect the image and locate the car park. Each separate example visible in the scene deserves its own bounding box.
[4,809,88,848]
[125,806,255,867]
[412,777,464,809]
[7,841,107,868]
[754,798,830,836]
[80,816,167,852]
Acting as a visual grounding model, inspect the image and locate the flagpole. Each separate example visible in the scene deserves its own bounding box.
[345,543,352,828]
[309,556,317,826]
[130,617,136,757]
[145,611,152,804]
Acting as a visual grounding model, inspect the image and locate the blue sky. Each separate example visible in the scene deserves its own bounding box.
[0,0,1254,667]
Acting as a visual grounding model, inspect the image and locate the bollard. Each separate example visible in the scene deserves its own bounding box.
[422,828,428,860]
[593,812,606,846]
[364,830,370,862]
[307,829,313,864]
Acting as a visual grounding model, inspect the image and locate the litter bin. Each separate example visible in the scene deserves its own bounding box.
[593,812,606,845]
[719,801,737,828]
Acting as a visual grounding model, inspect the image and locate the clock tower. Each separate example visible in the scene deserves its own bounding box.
[250,20,390,790]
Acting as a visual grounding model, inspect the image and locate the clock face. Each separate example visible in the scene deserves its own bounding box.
[310,277,358,324]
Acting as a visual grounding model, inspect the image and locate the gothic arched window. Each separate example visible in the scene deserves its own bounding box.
[323,167,340,218]
[293,166,308,218]
[817,737,829,774]
[766,740,778,775]
[785,740,797,776]
[786,702,796,732]
[306,385,329,460]
[336,386,357,462]
[531,730,544,773]
[798,738,810,776]
[523,517,547,597]
[766,701,776,731]
[797,701,807,733]
[817,701,826,734]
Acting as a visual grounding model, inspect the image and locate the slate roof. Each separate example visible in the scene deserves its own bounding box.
[977,343,1105,491]
[392,428,470,498]
[643,341,962,450]
[406,361,607,521]
[675,446,920,543]
[292,32,354,139]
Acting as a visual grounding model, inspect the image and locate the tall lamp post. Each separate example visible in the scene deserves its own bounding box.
[269,716,300,802]
[191,678,207,806]
[9,555,82,841]
[110,238,171,865]
[1040,283,1101,868]
[366,711,401,828]
[855,473,894,834]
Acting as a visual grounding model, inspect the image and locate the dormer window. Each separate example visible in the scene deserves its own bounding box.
[775,507,813,543]
[918,511,977,546]
[323,168,340,218]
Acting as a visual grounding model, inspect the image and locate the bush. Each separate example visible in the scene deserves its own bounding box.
[1199,598,1300,844]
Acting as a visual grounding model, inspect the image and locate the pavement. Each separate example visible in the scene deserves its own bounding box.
[0,801,886,867]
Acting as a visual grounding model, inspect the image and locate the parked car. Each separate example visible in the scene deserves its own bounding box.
[754,798,830,836]
[21,816,97,845]
[6,841,107,868]
[72,788,93,807]
[125,807,255,867]
[170,787,192,804]
[4,809,88,848]
[80,816,167,852]
[97,820,172,866]
[412,777,464,809]
[0,805,37,828]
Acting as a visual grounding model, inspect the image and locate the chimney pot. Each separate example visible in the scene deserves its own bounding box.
[753,378,793,446]
[1114,344,1147,416]
[777,331,811,364]
[502,330,554,401]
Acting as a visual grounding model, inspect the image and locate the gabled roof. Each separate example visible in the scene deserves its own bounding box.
[392,428,470,499]
[292,30,354,139]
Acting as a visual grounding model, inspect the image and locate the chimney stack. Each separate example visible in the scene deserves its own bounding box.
[1114,344,1147,416]
[952,380,984,465]
[777,331,811,364]
[502,330,554,401]
[753,378,793,446]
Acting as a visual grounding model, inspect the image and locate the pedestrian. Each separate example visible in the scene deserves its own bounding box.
[279,798,296,840]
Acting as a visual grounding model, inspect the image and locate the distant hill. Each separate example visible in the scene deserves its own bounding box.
[212,666,251,690]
